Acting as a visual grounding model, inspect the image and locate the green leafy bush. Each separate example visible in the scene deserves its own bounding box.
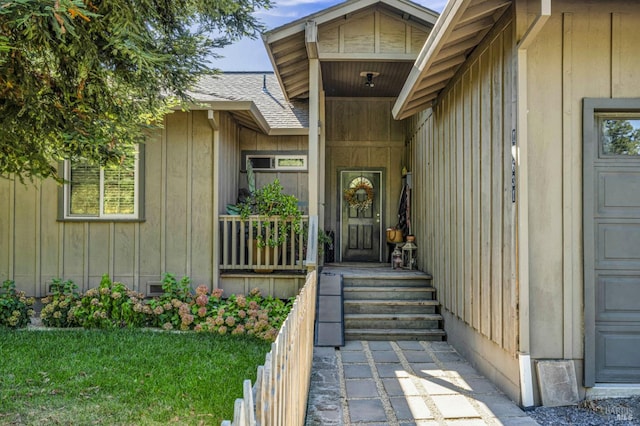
[70,275,146,328]
[40,278,81,327]
[0,280,35,328]
[239,179,302,248]
[38,273,293,342]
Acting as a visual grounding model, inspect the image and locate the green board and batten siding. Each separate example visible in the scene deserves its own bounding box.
[405,11,519,398]
[406,0,640,399]
[0,111,235,296]
[324,98,406,261]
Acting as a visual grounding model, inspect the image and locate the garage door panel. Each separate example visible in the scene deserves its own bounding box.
[597,170,640,217]
[596,223,640,269]
[584,101,640,385]
[596,274,640,322]
[596,326,640,382]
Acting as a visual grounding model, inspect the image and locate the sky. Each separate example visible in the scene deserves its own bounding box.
[212,0,448,71]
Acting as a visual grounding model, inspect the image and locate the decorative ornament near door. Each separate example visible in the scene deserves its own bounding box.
[344,177,374,211]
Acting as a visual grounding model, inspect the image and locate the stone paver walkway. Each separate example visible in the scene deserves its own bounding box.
[306,340,539,426]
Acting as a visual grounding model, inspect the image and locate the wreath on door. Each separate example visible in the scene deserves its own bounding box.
[344,179,374,212]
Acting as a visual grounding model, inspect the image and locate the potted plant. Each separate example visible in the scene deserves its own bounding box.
[239,179,302,272]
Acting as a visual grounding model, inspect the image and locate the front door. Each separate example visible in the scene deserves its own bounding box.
[584,102,640,384]
[340,170,382,262]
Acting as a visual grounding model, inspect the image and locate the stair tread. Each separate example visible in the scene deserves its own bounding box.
[345,328,446,335]
[342,274,432,280]
[344,299,439,305]
[345,313,442,320]
[344,286,435,291]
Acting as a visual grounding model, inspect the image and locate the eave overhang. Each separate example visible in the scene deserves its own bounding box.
[263,0,440,101]
[393,0,511,120]
[180,101,308,136]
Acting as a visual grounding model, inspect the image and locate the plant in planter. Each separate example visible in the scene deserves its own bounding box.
[239,179,302,248]
[238,179,302,272]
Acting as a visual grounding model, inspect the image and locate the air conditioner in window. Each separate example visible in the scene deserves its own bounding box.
[246,155,307,171]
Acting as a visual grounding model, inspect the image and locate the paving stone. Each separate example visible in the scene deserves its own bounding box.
[390,396,433,420]
[432,350,464,363]
[382,378,404,396]
[372,350,400,363]
[410,363,442,377]
[431,394,480,419]
[443,362,484,378]
[382,377,421,396]
[457,377,501,394]
[368,341,393,350]
[340,350,367,363]
[342,340,363,350]
[344,363,373,379]
[396,341,425,350]
[498,416,541,425]
[377,363,410,378]
[306,339,537,426]
[445,419,489,425]
[403,350,435,363]
[348,398,388,423]
[346,379,379,398]
[475,394,529,418]
[417,376,459,395]
[430,341,456,351]
[536,360,579,407]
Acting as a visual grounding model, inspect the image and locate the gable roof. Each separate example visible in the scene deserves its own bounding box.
[393,0,511,119]
[263,0,439,101]
[188,72,309,135]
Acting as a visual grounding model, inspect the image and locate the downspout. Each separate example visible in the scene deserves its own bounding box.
[516,0,551,409]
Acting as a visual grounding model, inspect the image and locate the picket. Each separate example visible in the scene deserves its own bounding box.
[220,269,318,426]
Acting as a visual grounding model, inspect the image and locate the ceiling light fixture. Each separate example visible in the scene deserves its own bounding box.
[360,71,380,88]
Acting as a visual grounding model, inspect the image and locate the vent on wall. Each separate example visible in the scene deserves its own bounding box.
[146,282,164,297]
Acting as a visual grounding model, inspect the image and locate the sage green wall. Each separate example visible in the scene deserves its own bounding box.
[324,98,406,260]
[522,0,640,365]
[0,110,228,296]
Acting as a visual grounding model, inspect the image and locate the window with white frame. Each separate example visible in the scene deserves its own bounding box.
[63,146,143,220]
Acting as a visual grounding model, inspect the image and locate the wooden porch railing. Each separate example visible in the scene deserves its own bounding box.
[219,215,309,271]
[220,269,318,426]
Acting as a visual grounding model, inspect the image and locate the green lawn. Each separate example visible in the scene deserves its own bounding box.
[0,329,271,425]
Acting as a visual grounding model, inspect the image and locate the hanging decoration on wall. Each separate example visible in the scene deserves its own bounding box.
[344,177,374,211]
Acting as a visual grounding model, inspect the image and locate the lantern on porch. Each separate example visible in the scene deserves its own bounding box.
[392,245,403,270]
[402,236,417,270]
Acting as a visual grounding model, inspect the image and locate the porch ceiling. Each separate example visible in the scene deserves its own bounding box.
[321,61,414,98]
[263,0,439,101]
[393,0,512,120]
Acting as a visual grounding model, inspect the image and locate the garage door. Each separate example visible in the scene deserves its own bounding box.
[584,99,640,385]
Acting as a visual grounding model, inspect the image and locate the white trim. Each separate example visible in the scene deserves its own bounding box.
[63,147,141,220]
[264,0,439,45]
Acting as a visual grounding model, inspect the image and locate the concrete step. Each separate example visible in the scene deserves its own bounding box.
[345,328,446,341]
[344,299,439,315]
[344,313,442,330]
[343,286,436,301]
[343,276,432,288]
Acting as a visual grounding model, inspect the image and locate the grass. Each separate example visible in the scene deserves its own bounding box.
[0,329,271,425]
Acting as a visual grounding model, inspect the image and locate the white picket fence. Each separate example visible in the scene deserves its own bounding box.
[220,270,318,426]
